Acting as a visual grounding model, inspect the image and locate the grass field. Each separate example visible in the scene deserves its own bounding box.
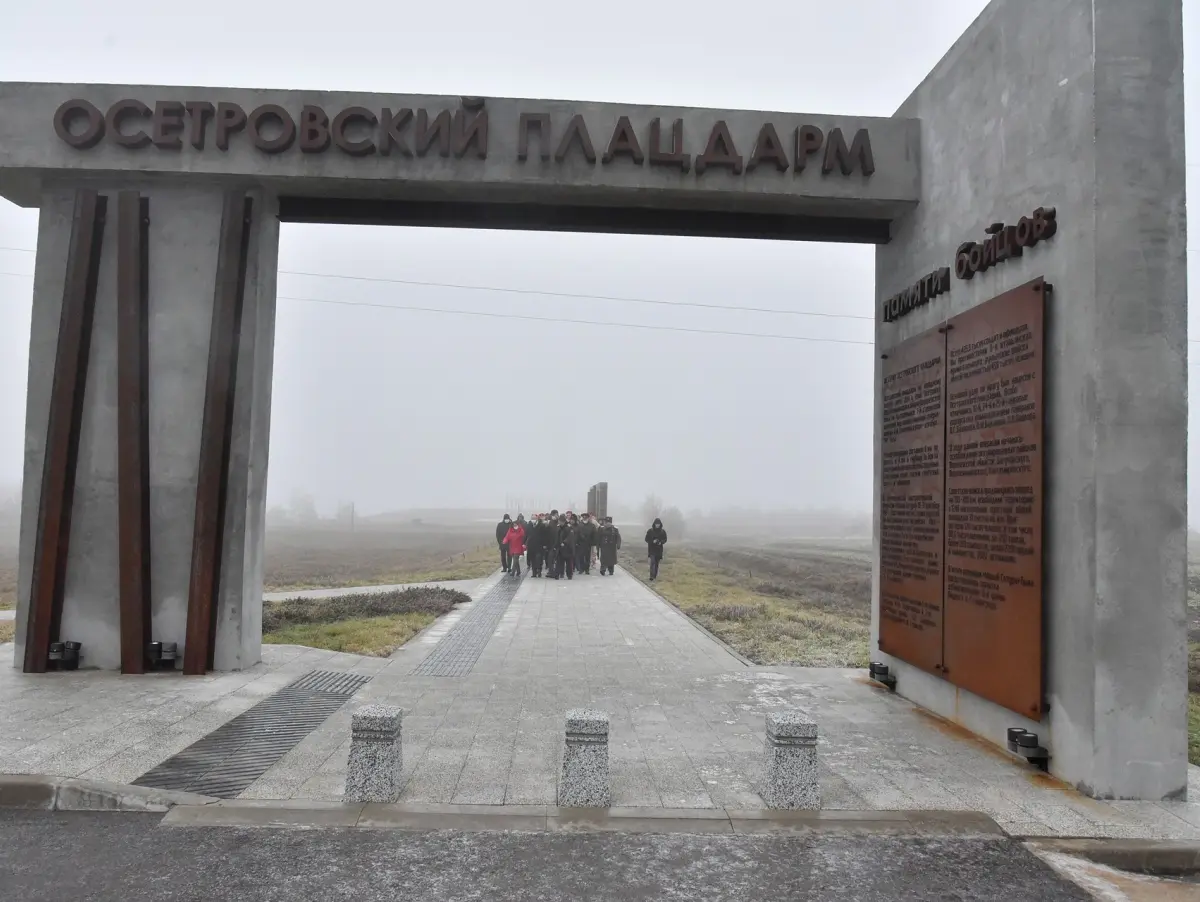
[619,537,872,668]
[262,526,490,656]
[263,523,498,591]
[261,586,469,656]
[0,526,14,611]
[0,522,497,609]
[264,613,437,656]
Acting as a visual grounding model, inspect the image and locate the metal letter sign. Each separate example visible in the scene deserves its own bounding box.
[878,279,1047,718]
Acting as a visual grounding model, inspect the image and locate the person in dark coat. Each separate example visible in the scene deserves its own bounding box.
[537,514,553,578]
[645,518,667,581]
[495,514,513,572]
[575,514,597,574]
[596,517,621,575]
[544,511,561,579]
[526,514,545,578]
[556,514,577,580]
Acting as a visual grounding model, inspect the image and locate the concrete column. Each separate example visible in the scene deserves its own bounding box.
[15,180,278,671]
[873,0,1187,799]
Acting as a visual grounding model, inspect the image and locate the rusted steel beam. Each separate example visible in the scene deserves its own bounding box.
[117,191,152,675]
[183,193,253,675]
[23,190,107,673]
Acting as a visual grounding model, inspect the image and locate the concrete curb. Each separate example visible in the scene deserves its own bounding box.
[1024,838,1200,876]
[0,774,217,813]
[618,566,755,668]
[159,800,1005,835]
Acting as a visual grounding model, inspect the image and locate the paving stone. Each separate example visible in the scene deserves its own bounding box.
[405,747,470,804]
[295,772,349,801]
[505,772,558,805]
[610,771,662,808]
[452,749,514,805]
[1106,801,1200,838]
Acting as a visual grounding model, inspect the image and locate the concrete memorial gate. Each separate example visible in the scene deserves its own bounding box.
[0,0,1186,801]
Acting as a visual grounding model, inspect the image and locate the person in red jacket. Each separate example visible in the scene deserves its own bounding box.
[503,516,527,578]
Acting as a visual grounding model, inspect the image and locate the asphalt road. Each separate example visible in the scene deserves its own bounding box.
[0,811,1094,902]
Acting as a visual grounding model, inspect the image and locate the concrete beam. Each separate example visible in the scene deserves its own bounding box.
[0,83,920,232]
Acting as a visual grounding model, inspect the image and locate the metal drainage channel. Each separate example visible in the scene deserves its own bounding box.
[133,670,369,798]
[411,574,522,677]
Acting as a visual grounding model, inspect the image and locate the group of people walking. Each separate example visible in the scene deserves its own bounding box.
[495,512,668,582]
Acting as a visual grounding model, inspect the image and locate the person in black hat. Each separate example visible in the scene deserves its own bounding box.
[596,516,621,576]
[575,513,597,575]
[556,513,577,580]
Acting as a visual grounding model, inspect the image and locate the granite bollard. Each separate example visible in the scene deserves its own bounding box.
[344,705,403,804]
[558,709,610,808]
[761,710,820,810]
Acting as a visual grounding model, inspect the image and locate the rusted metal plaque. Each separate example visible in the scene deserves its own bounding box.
[942,278,1046,718]
[879,326,946,675]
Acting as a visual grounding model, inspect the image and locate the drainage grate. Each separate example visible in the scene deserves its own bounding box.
[411,574,522,677]
[286,670,371,694]
[133,669,370,798]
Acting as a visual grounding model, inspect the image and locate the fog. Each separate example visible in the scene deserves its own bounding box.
[0,0,1197,520]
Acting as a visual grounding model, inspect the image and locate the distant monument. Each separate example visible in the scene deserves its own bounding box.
[586,483,608,520]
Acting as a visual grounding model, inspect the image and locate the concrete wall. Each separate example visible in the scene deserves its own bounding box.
[873,0,1188,800]
[15,181,277,671]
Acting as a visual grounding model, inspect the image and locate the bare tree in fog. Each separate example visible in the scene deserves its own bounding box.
[640,495,663,525]
[641,494,687,540]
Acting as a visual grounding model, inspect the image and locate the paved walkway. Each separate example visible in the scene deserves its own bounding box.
[5,568,1200,839]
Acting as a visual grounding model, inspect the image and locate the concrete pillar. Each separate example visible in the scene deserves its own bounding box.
[761,711,820,810]
[873,0,1187,800]
[14,181,278,671]
[344,705,404,803]
[558,709,610,808]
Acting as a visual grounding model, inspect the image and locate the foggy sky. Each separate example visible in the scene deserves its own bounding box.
[0,1,1197,518]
